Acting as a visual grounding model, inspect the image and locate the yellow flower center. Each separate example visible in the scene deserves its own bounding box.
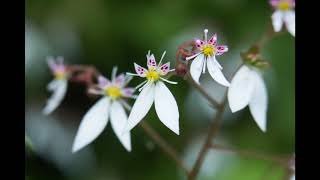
[146,67,160,81]
[105,86,122,99]
[202,45,215,57]
[55,72,66,80]
[278,1,290,11]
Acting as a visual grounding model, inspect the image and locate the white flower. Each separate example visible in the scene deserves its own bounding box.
[124,51,180,135]
[270,0,295,36]
[72,67,135,153]
[186,29,230,87]
[227,65,268,132]
[43,56,69,115]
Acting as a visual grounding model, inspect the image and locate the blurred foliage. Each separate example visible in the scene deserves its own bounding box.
[26,0,294,179]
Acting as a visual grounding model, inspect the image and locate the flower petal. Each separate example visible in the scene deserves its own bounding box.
[208,34,217,45]
[207,56,230,87]
[47,79,60,91]
[134,63,147,77]
[98,75,111,88]
[190,54,205,84]
[215,45,228,56]
[43,80,68,115]
[122,87,135,98]
[158,62,170,76]
[72,97,111,153]
[186,52,201,61]
[124,83,155,132]
[269,0,279,7]
[47,56,57,71]
[213,56,223,70]
[114,74,126,86]
[147,53,157,68]
[227,66,255,112]
[249,70,268,132]
[154,82,179,135]
[110,101,131,151]
[284,10,295,36]
[195,39,206,49]
[271,10,284,32]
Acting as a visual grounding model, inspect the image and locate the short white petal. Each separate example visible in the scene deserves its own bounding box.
[124,83,155,132]
[43,80,68,115]
[207,56,230,87]
[110,101,131,152]
[72,97,110,153]
[154,81,179,135]
[271,10,284,32]
[228,66,255,112]
[284,10,295,36]
[190,54,205,84]
[249,70,268,132]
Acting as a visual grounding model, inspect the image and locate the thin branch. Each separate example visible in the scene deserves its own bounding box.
[185,72,220,108]
[139,122,190,174]
[122,104,189,175]
[209,144,290,166]
[187,64,243,180]
[187,96,227,180]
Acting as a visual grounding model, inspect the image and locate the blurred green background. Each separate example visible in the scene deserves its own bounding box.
[25,0,295,179]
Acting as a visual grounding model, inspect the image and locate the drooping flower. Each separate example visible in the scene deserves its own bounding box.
[72,67,135,153]
[227,65,268,132]
[43,56,69,115]
[270,0,295,36]
[186,29,230,87]
[124,51,180,135]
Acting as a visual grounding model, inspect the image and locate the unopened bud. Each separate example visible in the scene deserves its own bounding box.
[175,63,188,76]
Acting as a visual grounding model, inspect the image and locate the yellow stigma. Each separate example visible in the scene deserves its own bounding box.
[106,86,122,99]
[202,45,215,57]
[278,1,290,11]
[55,72,66,80]
[146,67,160,81]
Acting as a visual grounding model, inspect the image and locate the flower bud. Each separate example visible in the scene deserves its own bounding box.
[241,46,270,69]
[175,63,188,76]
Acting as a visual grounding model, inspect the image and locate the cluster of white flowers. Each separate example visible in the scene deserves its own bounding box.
[42,1,295,153]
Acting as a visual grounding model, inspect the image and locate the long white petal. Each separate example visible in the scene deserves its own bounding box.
[124,83,155,133]
[284,10,295,36]
[228,66,255,112]
[72,97,111,153]
[110,101,131,152]
[271,10,284,32]
[154,82,179,135]
[47,79,59,91]
[43,80,68,115]
[190,54,205,84]
[207,56,230,87]
[213,56,223,70]
[249,70,268,132]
